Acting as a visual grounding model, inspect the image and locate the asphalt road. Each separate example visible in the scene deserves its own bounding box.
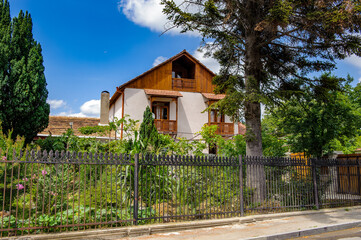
[292,227,361,240]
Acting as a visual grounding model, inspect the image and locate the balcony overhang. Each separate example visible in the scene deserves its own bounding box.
[202,93,226,106]
[144,89,183,98]
[202,93,226,101]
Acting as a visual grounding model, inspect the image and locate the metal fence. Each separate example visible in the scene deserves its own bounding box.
[1,150,361,237]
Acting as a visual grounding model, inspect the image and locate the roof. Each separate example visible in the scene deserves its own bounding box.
[144,89,183,98]
[238,123,246,135]
[110,50,216,107]
[202,93,226,100]
[37,116,110,138]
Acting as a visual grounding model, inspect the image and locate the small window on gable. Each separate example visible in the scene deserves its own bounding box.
[172,56,195,79]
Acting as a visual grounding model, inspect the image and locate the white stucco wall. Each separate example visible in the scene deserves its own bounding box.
[123,88,149,122]
[177,91,208,139]
[109,94,123,121]
[109,105,115,121]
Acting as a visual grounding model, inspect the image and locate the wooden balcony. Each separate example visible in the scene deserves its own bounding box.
[172,78,196,91]
[154,119,177,134]
[209,122,234,136]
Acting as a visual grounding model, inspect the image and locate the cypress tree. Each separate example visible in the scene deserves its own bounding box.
[0,1,49,143]
[139,106,159,152]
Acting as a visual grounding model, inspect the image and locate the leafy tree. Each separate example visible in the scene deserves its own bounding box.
[0,0,49,143]
[261,117,288,157]
[162,0,361,200]
[266,74,361,158]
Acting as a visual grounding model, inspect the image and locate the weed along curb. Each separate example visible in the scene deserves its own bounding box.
[7,206,361,240]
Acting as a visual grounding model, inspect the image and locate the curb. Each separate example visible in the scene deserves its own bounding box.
[246,220,361,240]
[6,206,361,240]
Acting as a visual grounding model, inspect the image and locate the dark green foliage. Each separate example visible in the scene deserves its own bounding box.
[0,0,49,143]
[139,106,160,152]
[79,125,110,136]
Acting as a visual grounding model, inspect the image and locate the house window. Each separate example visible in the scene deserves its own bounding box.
[152,102,169,120]
[210,110,225,123]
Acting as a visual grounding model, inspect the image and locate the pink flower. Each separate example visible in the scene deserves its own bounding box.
[2,156,6,161]
[16,184,24,190]
[32,174,37,179]
[49,191,58,196]
[22,177,29,182]
[41,170,47,176]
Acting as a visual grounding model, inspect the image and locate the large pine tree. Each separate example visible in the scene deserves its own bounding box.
[0,0,49,143]
[162,0,361,201]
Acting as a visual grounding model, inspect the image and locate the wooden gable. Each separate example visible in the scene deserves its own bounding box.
[125,60,174,90]
[122,51,216,92]
[110,50,217,106]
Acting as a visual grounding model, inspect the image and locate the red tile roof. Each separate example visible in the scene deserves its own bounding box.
[37,116,111,138]
[201,93,226,100]
[144,89,183,97]
[238,123,246,135]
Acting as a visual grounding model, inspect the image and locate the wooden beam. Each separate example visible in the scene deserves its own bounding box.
[120,90,125,139]
[150,96,153,114]
[176,97,178,135]
[208,109,211,126]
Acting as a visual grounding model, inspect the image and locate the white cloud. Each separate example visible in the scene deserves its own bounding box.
[55,100,100,118]
[345,55,361,82]
[68,112,87,118]
[192,49,220,74]
[47,99,66,110]
[118,0,199,36]
[345,55,361,69]
[153,56,168,67]
[79,99,100,117]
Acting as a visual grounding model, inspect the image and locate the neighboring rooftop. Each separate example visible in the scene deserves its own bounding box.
[37,116,107,138]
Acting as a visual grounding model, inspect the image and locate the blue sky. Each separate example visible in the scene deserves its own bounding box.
[8,0,361,117]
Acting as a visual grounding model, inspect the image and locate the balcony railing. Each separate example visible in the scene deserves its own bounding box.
[172,78,196,91]
[209,122,234,136]
[154,119,177,134]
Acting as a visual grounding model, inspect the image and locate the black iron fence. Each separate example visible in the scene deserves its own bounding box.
[1,150,361,237]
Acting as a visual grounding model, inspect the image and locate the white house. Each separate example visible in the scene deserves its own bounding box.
[104,50,239,144]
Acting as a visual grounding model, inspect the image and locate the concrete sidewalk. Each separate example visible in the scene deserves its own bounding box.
[123,206,361,240]
[10,206,361,240]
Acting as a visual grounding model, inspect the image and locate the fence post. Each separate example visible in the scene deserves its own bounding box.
[133,153,139,225]
[311,158,319,210]
[239,155,244,216]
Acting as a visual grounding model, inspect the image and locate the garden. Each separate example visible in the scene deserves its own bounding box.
[1,107,356,237]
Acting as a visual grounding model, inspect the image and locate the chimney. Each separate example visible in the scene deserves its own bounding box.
[99,91,110,125]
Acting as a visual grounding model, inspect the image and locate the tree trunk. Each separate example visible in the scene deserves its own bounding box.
[244,27,266,202]
[245,100,266,202]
